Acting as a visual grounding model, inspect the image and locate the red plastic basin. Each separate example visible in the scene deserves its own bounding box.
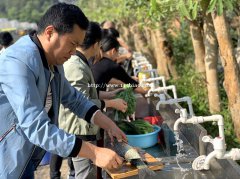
[144,116,164,125]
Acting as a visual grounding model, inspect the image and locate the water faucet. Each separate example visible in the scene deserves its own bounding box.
[141,69,159,78]
[148,85,176,98]
[144,76,167,97]
[173,109,189,131]
[133,64,152,76]
[155,94,194,117]
[133,66,141,77]
[174,113,224,133]
[189,115,240,170]
[193,138,240,170]
[132,51,142,58]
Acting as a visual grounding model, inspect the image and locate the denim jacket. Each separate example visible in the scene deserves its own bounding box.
[0,35,96,178]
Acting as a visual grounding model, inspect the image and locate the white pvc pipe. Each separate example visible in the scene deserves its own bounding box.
[156,96,194,117]
[204,151,218,170]
[150,85,177,99]
[133,66,141,76]
[145,76,166,87]
[141,69,158,78]
[133,64,153,76]
[137,61,150,66]
[201,115,224,139]
[174,118,186,131]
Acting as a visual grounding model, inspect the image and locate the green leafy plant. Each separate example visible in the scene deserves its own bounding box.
[115,84,136,120]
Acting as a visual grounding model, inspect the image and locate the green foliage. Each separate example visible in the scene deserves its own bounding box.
[168,63,209,116]
[178,0,191,19]
[77,0,128,23]
[169,62,240,149]
[169,22,194,68]
[176,0,237,20]
[207,0,238,15]
[167,23,240,149]
[192,1,199,19]
[115,85,136,120]
[0,0,55,22]
[117,120,154,135]
[206,0,218,14]
[201,72,240,149]
[217,0,223,15]
[177,0,201,20]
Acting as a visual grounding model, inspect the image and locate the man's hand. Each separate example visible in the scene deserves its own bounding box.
[106,122,127,143]
[93,146,123,169]
[93,111,127,142]
[78,141,123,170]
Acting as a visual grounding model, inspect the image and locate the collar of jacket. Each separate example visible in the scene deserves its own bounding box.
[29,33,59,73]
[75,50,90,67]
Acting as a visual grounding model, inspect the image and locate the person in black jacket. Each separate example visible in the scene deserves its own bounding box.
[89,36,146,95]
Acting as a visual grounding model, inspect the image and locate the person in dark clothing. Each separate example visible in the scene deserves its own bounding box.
[101,27,133,75]
[102,28,120,39]
[0,31,14,54]
[89,36,146,95]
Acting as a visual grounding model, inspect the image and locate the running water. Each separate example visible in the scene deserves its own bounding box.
[173,131,190,172]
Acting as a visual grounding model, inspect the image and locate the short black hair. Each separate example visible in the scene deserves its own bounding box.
[80,21,102,50]
[37,3,89,35]
[0,31,13,47]
[100,36,120,53]
[102,28,119,39]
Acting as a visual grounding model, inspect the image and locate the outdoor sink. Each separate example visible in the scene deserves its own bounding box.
[124,160,239,179]
[105,94,240,179]
[125,162,214,179]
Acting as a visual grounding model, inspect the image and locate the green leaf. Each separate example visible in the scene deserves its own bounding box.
[179,0,191,19]
[150,0,157,11]
[224,0,233,11]
[206,0,217,14]
[188,0,193,9]
[192,2,198,20]
[217,0,223,15]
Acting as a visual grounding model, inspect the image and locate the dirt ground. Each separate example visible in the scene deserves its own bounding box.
[34,159,109,179]
[34,159,69,179]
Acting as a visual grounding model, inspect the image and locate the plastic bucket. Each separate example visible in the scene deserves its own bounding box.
[144,116,164,125]
[126,125,161,148]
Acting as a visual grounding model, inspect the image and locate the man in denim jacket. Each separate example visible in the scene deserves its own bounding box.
[0,3,126,179]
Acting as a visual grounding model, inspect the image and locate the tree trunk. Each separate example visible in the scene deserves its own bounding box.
[212,12,240,139]
[236,28,240,68]
[229,10,240,69]
[203,13,221,113]
[143,26,158,66]
[151,21,178,79]
[150,29,165,75]
[143,26,152,44]
[189,20,206,73]
[131,24,156,67]
[117,20,135,50]
[151,29,170,78]
[164,42,178,79]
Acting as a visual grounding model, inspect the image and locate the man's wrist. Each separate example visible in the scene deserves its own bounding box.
[78,141,98,161]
